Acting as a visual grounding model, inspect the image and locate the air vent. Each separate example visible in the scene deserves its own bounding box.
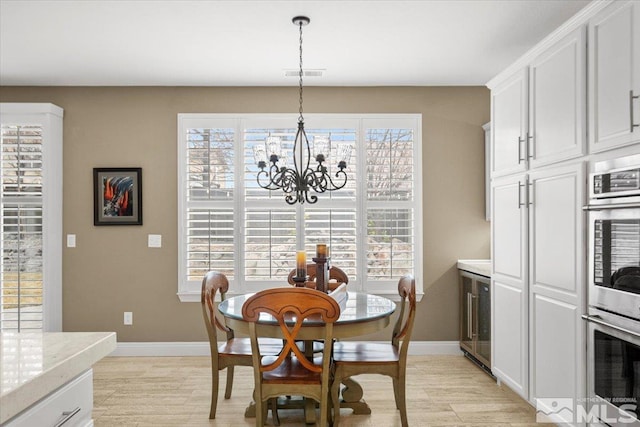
[284,69,324,77]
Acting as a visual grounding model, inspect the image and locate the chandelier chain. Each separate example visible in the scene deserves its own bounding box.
[298,20,304,122]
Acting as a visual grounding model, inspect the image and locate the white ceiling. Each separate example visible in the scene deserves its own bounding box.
[0,0,591,87]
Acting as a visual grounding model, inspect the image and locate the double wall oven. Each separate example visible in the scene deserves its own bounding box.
[585,154,640,427]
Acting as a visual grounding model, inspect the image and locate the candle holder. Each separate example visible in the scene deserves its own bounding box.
[292,275,308,287]
[312,256,330,293]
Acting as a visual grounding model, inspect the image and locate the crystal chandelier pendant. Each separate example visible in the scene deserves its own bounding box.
[254,16,351,204]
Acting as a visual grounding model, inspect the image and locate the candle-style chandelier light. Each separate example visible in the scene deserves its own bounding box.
[253,16,352,204]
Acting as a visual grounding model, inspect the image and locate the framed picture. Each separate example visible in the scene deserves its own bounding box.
[93,167,142,225]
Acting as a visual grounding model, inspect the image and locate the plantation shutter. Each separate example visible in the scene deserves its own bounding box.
[183,126,235,282]
[177,114,422,300]
[365,126,416,281]
[1,124,44,331]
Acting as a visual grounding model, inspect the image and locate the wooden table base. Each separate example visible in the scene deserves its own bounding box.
[243,377,372,422]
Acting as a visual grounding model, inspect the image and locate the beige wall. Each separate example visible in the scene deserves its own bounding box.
[0,86,490,342]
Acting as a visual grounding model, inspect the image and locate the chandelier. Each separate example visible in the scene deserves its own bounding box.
[253,16,352,204]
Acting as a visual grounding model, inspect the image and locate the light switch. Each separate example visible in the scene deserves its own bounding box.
[67,234,76,248]
[148,234,162,248]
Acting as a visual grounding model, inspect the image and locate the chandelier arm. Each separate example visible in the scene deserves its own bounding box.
[305,191,318,204]
[307,166,348,192]
[256,163,283,190]
[305,169,327,194]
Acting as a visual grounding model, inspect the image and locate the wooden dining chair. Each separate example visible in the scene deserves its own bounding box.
[287,264,349,291]
[201,271,282,419]
[331,274,416,427]
[242,287,341,427]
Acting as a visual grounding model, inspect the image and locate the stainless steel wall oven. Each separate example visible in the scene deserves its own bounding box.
[585,154,640,426]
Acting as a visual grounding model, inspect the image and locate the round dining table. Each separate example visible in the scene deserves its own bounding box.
[218,290,397,420]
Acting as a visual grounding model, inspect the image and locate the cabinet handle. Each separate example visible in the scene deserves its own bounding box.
[527,132,534,159]
[631,90,640,132]
[467,293,474,340]
[54,407,81,427]
[527,179,533,206]
[518,181,525,208]
[517,136,525,164]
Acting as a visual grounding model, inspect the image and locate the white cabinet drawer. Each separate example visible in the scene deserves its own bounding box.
[3,369,93,427]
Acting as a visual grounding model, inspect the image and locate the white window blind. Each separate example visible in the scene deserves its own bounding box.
[1,125,44,331]
[177,114,422,301]
[1,103,63,331]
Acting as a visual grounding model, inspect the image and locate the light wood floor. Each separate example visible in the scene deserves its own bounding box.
[92,355,552,426]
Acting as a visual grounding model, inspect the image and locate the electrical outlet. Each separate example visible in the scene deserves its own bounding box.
[67,234,76,248]
[124,312,133,325]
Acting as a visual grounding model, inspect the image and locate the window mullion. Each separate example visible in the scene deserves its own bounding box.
[356,118,367,292]
[235,119,245,292]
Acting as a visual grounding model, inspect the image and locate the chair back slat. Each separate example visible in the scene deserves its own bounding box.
[242,287,340,374]
[201,271,233,348]
[392,275,416,353]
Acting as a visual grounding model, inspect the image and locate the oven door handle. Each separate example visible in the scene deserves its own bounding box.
[582,314,640,339]
[583,202,640,211]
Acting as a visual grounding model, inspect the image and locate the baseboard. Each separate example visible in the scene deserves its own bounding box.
[110,340,463,357]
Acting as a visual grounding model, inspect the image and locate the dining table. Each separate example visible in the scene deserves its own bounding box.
[217,288,397,422]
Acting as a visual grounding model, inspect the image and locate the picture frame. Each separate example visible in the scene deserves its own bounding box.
[93,167,142,226]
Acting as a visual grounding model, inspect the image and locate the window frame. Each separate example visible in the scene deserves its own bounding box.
[177,113,422,302]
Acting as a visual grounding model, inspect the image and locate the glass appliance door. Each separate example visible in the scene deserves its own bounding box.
[594,329,640,420]
[594,218,640,293]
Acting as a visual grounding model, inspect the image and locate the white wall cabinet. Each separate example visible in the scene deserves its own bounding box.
[589,0,640,153]
[491,173,528,397]
[491,163,586,411]
[491,69,528,178]
[491,26,586,178]
[529,27,586,168]
[492,175,527,283]
[528,163,585,425]
[487,2,639,424]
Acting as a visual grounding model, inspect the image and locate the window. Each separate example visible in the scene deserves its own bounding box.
[0,103,63,331]
[177,114,422,301]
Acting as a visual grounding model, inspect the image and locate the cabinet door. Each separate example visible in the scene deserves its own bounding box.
[529,26,586,168]
[491,174,527,282]
[529,162,585,300]
[491,69,528,177]
[493,278,528,399]
[492,174,529,399]
[532,295,581,425]
[528,162,585,418]
[589,0,640,152]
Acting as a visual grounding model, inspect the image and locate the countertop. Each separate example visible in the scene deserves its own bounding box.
[457,259,491,277]
[0,331,117,424]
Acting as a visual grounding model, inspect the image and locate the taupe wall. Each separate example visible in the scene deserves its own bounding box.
[0,86,490,342]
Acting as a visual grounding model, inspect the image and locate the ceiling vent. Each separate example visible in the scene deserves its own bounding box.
[284,69,324,77]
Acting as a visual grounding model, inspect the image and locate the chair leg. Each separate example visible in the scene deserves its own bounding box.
[224,365,234,399]
[392,377,400,410]
[209,366,219,419]
[320,396,328,427]
[255,398,264,427]
[270,398,280,426]
[331,372,342,426]
[393,376,408,427]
